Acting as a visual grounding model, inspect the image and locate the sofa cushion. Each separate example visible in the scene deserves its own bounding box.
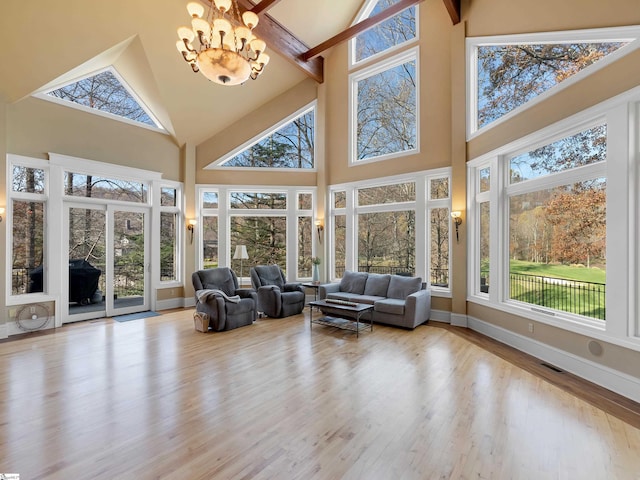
[352,294,385,305]
[339,270,368,294]
[374,298,406,315]
[364,273,391,297]
[387,275,422,299]
[326,292,355,302]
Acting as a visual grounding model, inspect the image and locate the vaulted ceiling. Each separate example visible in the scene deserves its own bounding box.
[0,0,458,147]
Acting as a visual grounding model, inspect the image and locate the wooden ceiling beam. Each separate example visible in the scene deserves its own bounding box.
[236,0,323,83]
[301,0,423,61]
[442,0,461,25]
[250,0,283,15]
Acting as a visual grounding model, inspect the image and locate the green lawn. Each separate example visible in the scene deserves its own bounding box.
[510,260,605,284]
[509,260,605,320]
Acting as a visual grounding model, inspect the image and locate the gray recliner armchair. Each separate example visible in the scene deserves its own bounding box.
[192,267,258,331]
[250,265,306,318]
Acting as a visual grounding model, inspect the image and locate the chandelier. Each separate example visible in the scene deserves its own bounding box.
[176,0,270,86]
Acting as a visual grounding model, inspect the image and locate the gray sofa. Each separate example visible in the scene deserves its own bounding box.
[318,271,431,329]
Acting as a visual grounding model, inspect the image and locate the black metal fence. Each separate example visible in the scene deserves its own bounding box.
[509,272,605,320]
[334,265,449,287]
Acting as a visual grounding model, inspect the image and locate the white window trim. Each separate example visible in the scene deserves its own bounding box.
[466,25,640,140]
[33,66,167,133]
[349,46,420,166]
[328,168,452,296]
[155,180,184,288]
[206,101,317,171]
[467,85,640,352]
[5,155,52,306]
[195,185,318,282]
[348,0,419,68]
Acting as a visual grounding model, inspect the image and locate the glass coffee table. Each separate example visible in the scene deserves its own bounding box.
[308,299,374,337]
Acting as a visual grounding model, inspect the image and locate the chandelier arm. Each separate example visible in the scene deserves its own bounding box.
[183,38,197,53]
[191,63,200,73]
[197,31,209,48]
[248,50,261,61]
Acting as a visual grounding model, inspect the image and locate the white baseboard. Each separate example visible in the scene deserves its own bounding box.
[467,316,640,402]
[6,317,55,337]
[156,297,190,311]
[451,313,468,327]
[429,309,451,324]
[184,297,196,308]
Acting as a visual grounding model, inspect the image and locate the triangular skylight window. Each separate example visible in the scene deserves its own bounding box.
[43,67,162,129]
[468,26,640,135]
[351,0,417,64]
[212,104,315,169]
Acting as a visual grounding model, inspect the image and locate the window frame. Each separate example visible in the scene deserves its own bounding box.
[466,25,640,140]
[467,86,640,350]
[349,46,420,165]
[348,0,419,68]
[6,155,51,304]
[195,185,318,282]
[207,101,317,171]
[156,180,183,287]
[33,66,167,133]
[328,168,452,296]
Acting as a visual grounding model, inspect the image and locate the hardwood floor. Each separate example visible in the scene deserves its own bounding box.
[1,309,639,479]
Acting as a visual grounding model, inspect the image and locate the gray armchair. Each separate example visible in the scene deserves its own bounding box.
[192,267,258,331]
[250,265,305,318]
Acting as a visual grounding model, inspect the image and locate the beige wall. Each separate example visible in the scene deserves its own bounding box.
[7,97,181,179]
[468,303,640,379]
[324,0,453,185]
[196,78,319,186]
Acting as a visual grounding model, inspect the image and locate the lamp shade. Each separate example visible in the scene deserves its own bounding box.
[233,245,248,260]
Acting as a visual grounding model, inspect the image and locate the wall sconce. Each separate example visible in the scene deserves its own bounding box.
[315,219,324,243]
[187,219,197,244]
[451,211,462,243]
[0,207,4,222]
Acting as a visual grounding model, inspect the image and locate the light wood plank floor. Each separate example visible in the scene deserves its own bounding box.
[1,309,639,480]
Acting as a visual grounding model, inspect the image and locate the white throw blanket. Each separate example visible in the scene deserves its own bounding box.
[196,289,241,304]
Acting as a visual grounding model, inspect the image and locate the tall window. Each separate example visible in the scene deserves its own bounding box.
[297,193,313,278]
[159,185,181,282]
[351,48,418,164]
[201,191,219,269]
[329,170,451,292]
[9,162,48,296]
[467,26,640,136]
[429,178,450,288]
[211,103,316,169]
[349,0,419,165]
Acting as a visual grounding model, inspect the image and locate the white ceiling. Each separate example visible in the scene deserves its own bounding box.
[0,0,363,146]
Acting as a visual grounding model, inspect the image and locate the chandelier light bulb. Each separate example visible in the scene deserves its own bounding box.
[186,2,205,18]
[242,11,259,29]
